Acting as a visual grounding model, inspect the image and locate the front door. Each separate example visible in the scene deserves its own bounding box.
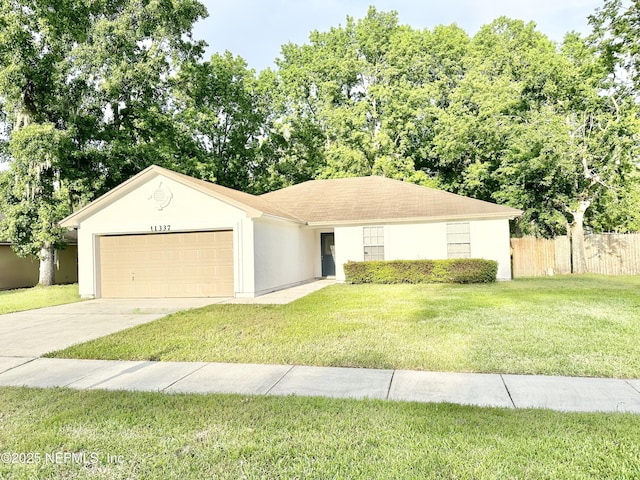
[321,233,335,277]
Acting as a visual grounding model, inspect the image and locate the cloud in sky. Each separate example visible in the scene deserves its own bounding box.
[194,0,604,71]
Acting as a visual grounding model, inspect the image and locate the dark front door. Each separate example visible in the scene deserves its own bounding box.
[321,233,335,277]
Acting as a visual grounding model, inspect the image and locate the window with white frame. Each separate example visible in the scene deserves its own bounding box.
[447,223,471,258]
[363,226,384,261]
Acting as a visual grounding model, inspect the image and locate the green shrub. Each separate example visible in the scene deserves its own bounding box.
[343,259,498,284]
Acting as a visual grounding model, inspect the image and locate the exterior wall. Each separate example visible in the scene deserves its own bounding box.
[55,245,79,285]
[0,245,78,290]
[333,219,513,282]
[0,246,38,289]
[334,226,365,281]
[386,223,448,261]
[75,173,255,298]
[334,223,448,281]
[251,218,316,296]
[469,219,512,280]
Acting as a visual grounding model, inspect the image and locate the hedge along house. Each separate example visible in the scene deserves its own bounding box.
[60,165,522,299]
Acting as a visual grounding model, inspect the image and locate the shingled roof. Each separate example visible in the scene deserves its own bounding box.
[163,168,303,222]
[60,165,304,227]
[60,166,521,228]
[262,176,522,225]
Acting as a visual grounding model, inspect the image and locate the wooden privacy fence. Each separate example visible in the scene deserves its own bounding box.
[511,233,640,277]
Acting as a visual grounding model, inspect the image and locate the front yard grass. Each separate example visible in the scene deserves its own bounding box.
[48,275,640,378]
[1,387,639,479]
[0,284,82,314]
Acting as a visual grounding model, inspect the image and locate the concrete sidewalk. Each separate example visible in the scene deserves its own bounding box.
[1,356,638,414]
[1,279,638,414]
[221,279,336,304]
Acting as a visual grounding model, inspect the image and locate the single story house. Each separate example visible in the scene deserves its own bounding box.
[60,165,522,299]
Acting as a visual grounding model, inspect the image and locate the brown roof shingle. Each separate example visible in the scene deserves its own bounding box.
[261,176,522,224]
[60,165,305,227]
[60,167,521,228]
[164,168,304,222]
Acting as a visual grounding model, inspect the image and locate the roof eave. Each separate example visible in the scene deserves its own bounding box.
[177,180,263,218]
[59,165,269,227]
[306,211,523,227]
[252,212,306,224]
[60,165,160,228]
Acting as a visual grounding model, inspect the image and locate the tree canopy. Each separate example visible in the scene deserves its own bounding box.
[1,1,639,281]
[0,0,207,284]
[267,8,640,244]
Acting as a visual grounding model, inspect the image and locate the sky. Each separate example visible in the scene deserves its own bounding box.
[193,0,605,72]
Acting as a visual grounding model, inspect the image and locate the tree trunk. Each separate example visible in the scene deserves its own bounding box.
[38,242,56,286]
[569,200,591,274]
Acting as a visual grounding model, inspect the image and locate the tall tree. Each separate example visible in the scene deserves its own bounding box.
[431,18,640,270]
[270,7,469,186]
[493,99,640,271]
[173,52,271,193]
[0,0,206,284]
[432,18,639,272]
[431,18,569,204]
[2,124,72,284]
[589,0,640,93]
[0,0,91,284]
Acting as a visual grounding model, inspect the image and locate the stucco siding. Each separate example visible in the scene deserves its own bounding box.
[79,175,246,232]
[74,174,253,298]
[252,219,316,296]
[334,224,447,282]
[77,230,96,298]
[55,246,79,285]
[0,246,39,289]
[386,223,448,261]
[334,220,513,282]
[469,219,513,280]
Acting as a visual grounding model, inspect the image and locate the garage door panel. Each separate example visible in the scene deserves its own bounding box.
[99,231,234,298]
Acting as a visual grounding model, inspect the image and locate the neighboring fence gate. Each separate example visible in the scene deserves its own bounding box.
[511,233,640,277]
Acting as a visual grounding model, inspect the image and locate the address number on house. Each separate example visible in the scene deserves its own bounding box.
[150,225,171,232]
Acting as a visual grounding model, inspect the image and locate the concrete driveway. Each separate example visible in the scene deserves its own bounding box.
[0,280,335,358]
[0,298,226,357]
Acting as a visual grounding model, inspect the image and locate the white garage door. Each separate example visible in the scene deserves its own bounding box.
[99,231,233,298]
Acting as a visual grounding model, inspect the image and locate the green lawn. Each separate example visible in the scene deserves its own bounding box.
[0,284,82,314]
[49,276,640,378]
[1,387,639,480]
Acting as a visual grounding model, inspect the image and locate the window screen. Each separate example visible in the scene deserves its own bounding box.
[363,226,384,261]
[447,223,471,258]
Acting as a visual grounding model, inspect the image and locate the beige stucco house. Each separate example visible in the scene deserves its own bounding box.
[60,165,522,299]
